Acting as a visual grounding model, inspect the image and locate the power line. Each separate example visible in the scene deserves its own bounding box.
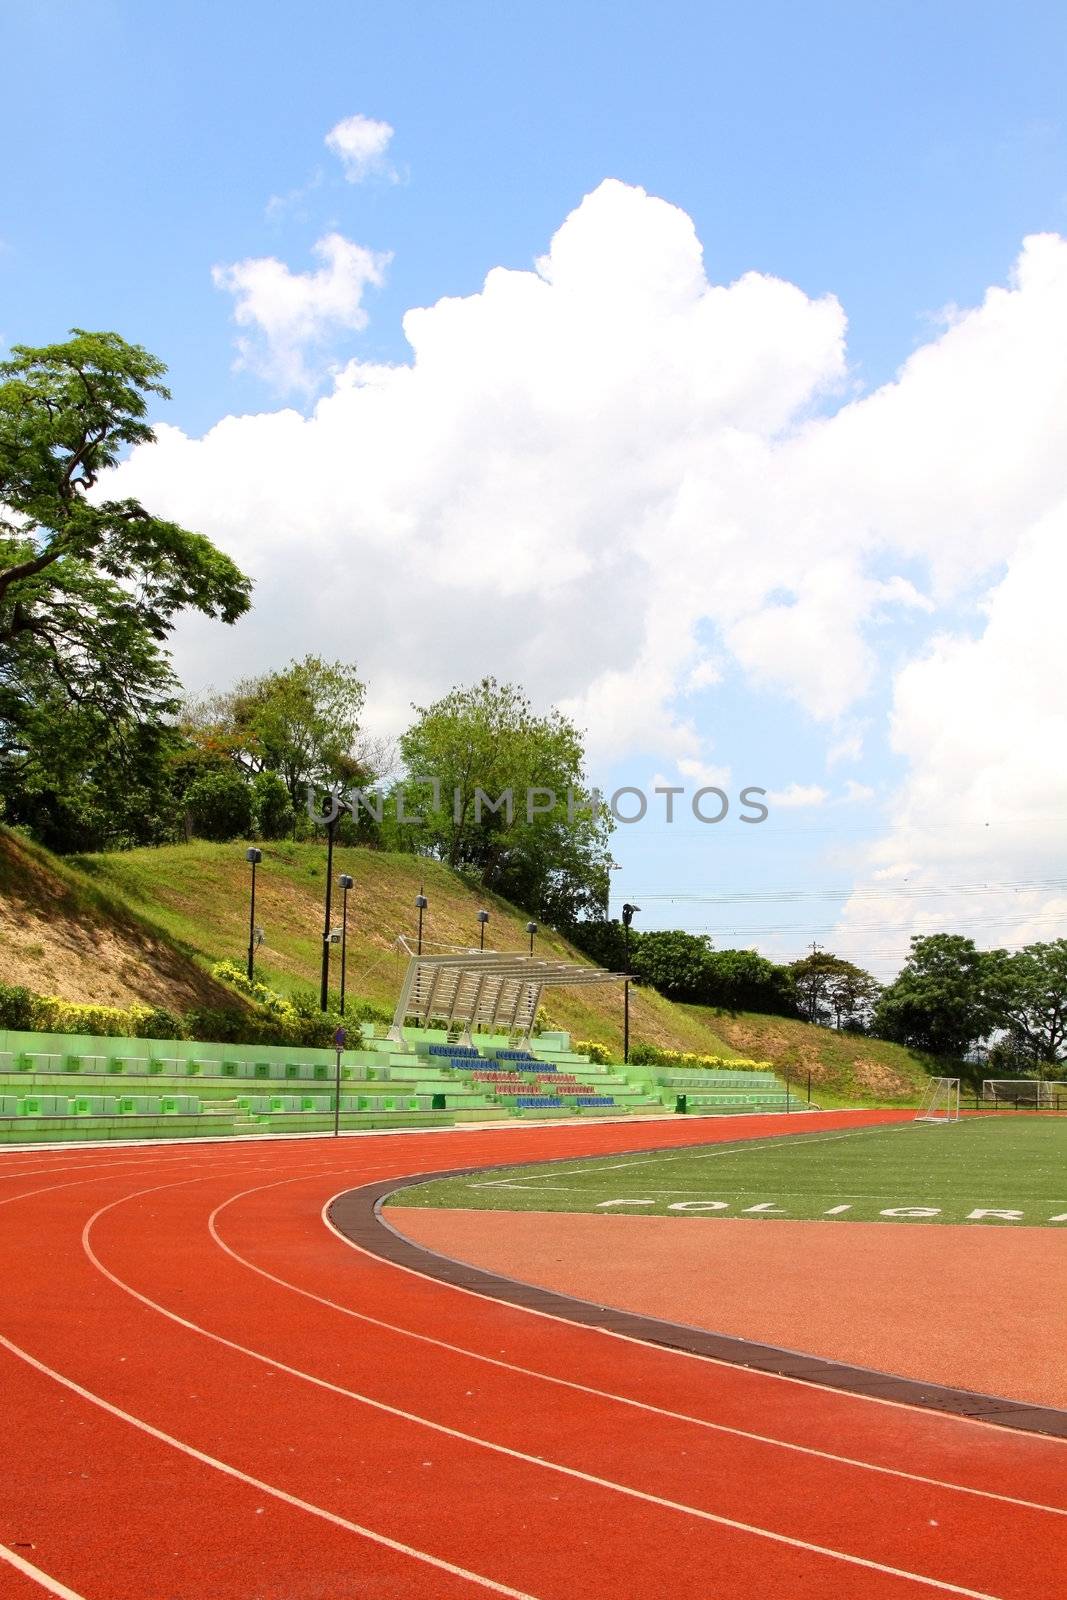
[632,877,1067,906]
[671,912,1065,936]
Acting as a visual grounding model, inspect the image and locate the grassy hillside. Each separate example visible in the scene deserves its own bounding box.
[0,826,939,1100]
[0,831,236,1011]
[0,829,738,1058]
[679,1004,939,1105]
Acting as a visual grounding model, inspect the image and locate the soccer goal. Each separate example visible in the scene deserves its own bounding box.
[982,1078,1055,1110]
[915,1077,961,1122]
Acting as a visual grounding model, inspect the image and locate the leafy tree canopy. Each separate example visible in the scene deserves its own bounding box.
[0,330,252,849]
[788,950,881,1030]
[394,676,612,920]
[874,933,1001,1058]
[989,939,1067,1068]
[184,655,372,811]
[703,948,800,1016]
[632,930,716,1001]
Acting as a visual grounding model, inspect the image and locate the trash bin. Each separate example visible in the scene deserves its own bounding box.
[675,1093,688,1115]
[431,1092,446,1110]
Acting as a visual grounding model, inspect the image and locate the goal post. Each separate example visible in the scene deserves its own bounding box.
[915,1077,961,1122]
[981,1078,1055,1109]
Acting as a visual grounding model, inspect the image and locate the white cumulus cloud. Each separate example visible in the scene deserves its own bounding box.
[831,509,1067,972]
[325,113,396,182]
[112,181,1067,958]
[766,784,830,809]
[212,233,391,389]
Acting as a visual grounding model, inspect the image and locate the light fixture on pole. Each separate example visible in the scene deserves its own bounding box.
[526,920,538,957]
[476,908,489,950]
[607,860,622,918]
[245,847,262,982]
[415,888,428,957]
[621,902,640,1065]
[338,874,354,1017]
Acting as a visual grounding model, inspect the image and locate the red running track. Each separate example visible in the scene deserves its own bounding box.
[0,1109,1064,1600]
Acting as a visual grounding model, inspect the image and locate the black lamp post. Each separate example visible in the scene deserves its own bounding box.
[415,889,428,956]
[319,815,338,1012]
[338,874,354,1016]
[526,920,538,956]
[621,902,640,1064]
[245,847,262,982]
[476,908,489,950]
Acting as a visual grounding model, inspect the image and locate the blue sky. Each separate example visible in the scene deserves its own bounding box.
[3,1,1066,972]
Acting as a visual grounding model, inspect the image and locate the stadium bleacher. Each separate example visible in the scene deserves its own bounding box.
[0,1023,795,1142]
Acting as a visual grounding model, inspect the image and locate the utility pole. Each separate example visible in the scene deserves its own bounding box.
[319,814,337,1011]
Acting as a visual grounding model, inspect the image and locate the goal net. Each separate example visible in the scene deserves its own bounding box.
[915,1077,961,1122]
[982,1078,1056,1109]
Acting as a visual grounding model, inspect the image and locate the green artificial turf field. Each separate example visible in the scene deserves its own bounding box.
[389,1117,1067,1226]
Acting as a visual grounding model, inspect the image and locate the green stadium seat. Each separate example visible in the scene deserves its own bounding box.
[19,1095,70,1116]
[24,1053,63,1074]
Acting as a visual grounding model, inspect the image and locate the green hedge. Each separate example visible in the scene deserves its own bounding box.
[572,1039,614,1065]
[628,1042,773,1072]
[0,977,392,1050]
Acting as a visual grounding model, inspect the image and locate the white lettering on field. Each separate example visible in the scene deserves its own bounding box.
[966,1209,1024,1221]
[742,1202,784,1213]
[879,1207,942,1218]
[596,1199,655,1208]
[668,1201,730,1211]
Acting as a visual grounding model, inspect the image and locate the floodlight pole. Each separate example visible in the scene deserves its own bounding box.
[319,814,337,1012]
[245,847,262,982]
[415,889,428,957]
[339,874,354,1017]
[621,902,640,1064]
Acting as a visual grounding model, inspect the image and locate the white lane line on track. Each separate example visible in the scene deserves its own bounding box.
[201,1175,1067,1516]
[331,1186,1067,1442]
[0,1155,285,1212]
[0,1543,88,1600]
[0,1335,537,1600]
[76,1182,1007,1597]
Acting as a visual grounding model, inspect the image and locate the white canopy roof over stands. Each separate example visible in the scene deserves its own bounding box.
[388,947,625,1045]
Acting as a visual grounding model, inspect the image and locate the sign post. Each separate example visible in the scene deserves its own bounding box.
[333,1025,346,1137]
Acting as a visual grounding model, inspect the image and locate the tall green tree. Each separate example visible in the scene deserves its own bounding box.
[631,930,716,1001]
[0,330,252,847]
[184,655,372,813]
[703,949,799,1016]
[874,933,1001,1057]
[990,940,1067,1069]
[824,960,882,1031]
[787,950,876,1027]
[394,677,612,919]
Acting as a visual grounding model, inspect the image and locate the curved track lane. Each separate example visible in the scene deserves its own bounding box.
[1,1111,1064,1600]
